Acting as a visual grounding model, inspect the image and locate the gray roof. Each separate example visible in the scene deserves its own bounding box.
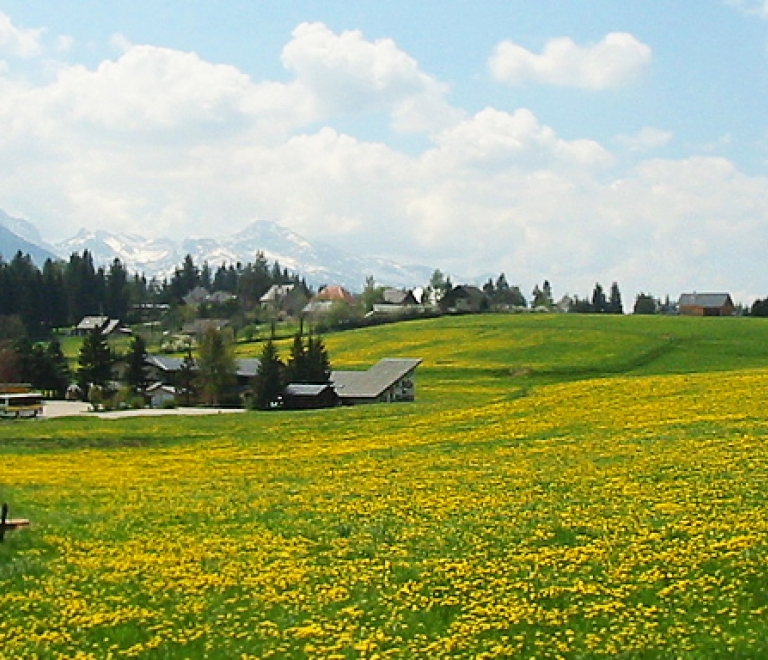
[146,354,260,377]
[146,355,187,372]
[332,358,422,399]
[236,359,261,378]
[76,316,108,330]
[284,383,334,396]
[678,293,733,307]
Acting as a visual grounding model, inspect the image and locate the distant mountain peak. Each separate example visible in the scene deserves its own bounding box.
[54,219,434,290]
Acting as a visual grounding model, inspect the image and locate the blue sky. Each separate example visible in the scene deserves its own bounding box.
[1,1,768,302]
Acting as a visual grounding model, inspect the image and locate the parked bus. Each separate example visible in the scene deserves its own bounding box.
[0,392,43,418]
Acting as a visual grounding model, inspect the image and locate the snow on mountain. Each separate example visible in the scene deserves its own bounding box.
[0,210,59,264]
[53,220,434,291]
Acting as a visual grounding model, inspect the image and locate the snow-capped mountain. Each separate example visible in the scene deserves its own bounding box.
[53,220,434,291]
[0,209,59,264]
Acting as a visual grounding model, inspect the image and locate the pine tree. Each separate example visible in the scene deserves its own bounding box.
[254,339,283,410]
[285,333,308,383]
[77,330,113,394]
[591,283,607,313]
[608,282,624,314]
[42,339,71,398]
[125,335,149,393]
[306,333,332,384]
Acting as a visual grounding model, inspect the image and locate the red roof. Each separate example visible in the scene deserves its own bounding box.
[316,285,355,303]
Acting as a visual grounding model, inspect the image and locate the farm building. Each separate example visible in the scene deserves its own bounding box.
[282,383,339,410]
[332,358,422,405]
[73,316,124,336]
[440,285,489,313]
[678,293,735,317]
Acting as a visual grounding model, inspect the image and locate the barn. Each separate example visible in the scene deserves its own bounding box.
[678,293,735,317]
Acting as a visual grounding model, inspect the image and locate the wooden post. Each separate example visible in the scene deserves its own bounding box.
[0,502,30,542]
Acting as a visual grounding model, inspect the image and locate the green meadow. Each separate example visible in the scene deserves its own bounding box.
[3,314,768,658]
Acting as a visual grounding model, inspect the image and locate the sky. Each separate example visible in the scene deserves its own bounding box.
[1,1,768,303]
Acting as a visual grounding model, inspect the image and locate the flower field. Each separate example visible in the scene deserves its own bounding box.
[3,315,768,658]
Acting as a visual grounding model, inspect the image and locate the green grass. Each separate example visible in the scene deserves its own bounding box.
[3,313,768,658]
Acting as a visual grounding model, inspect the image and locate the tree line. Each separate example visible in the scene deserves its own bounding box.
[0,249,309,339]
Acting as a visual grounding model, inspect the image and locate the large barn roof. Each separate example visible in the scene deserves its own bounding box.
[331,358,422,400]
[678,293,732,307]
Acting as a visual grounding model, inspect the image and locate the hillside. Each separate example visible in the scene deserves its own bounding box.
[3,314,768,658]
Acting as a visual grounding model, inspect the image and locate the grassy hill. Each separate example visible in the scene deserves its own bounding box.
[3,314,768,658]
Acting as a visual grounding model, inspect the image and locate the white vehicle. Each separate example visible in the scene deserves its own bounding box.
[0,392,44,418]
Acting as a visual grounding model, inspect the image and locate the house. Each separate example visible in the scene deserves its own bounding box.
[315,285,356,303]
[145,355,187,385]
[260,284,310,317]
[146,382,178,408]
[678,293,735,317]
[303,285,357,316]
[144,354,260,390]
[332,358,422,405]
[260,283,295,306]
[440,286,490,313]
[73,316,124,336]
[282,383,339,410]
[371,288,421,316]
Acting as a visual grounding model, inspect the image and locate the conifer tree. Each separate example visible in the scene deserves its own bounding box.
[77,330,113,395]
[285,333,308,383]
[306,333,332,383]
[254,339,283,410]
[125,335,149,393]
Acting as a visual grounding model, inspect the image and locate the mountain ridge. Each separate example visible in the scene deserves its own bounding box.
[0,212,434,291]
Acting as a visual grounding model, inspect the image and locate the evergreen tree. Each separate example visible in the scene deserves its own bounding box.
[105,258,130,319]
[42,339,71,398]
[608,282,623,314]
[285,333,308,383]
[195,327,237,405]
[591,283,607,313]
[77,330,113,395]
[633,293,657,315]
[254,339,283,410]
[306,333,332,383]
[125,335,149,393]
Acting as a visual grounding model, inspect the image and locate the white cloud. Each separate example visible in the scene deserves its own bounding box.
[725,0,768,18]
[489,32,652,89]
[1,17,768,302]
[427,107,613,172]
[615,127,673,152]
[282,22,462,132]
[0,11,44,58]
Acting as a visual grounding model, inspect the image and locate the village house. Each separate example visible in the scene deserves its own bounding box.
[282,383,339,410]
[72,316,124,336]
[371,288,421,316]
[260,283,310,317]
[303,284,356,315]
[440,285,490,313]
[678,293,735,317]
[331,358,422,405]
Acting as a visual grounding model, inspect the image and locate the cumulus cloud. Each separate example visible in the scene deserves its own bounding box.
[427,107,613,172]
[725,0,768,18]
[282,22,462,132]
[1,15,768,301]
[0,11,44,58]
[489,32,652,89]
